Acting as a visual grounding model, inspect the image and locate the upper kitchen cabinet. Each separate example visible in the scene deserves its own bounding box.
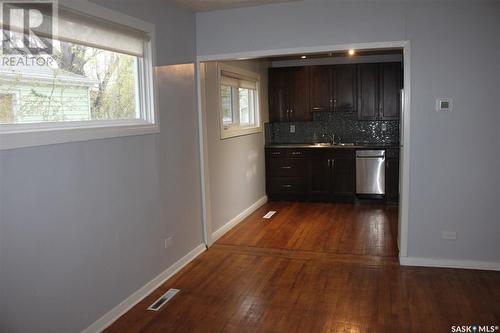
[268,68,288,122]
[333,64,357,112]
[357,63,380,120]
[358,62,402,121]
[269,67,311,122]
[379,62,402,120]
[309,65,357,113]
[309,65,333,112]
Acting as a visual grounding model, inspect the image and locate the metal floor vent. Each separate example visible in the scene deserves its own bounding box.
[263,211,277,219]
[147,288,180,311]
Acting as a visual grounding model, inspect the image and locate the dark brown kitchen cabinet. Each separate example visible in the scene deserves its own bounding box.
[330,156,356,197]
[266,147,398,202]
[309,65,357,113]
[266,148,307,199]
[307,151,331,196]
[269,67,311,122]
[309,66,333,112]
[307,149,355,200]
[385,149,400,202]
[379,62,402,120]
[333,65,357,112]
[357,62,401,121]
[268,68,288,122]
[357,64,379,120]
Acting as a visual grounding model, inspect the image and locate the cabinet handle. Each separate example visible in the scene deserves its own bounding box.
[331,159,335,167]
[328,159,331,167]
[271,152,281,155]
[281,166,292,169]
[282,184,292,188]
[291,152,302,155]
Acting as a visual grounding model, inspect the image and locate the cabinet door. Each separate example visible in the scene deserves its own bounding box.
[333,65,357,112]
[385,158,399,201]
[308,152,331,196]
[288,67,311,121]
[309,65,333,112]
[331,157,355,197]
[357,64,379,120]
[268,68,289,122]
[379,62,401,120]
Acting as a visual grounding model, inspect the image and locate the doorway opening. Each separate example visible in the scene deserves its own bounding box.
[196,42,410,263]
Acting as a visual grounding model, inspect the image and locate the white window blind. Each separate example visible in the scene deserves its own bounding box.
[3,4,149,57]
[220,71,257,90]
[56,8,149,57]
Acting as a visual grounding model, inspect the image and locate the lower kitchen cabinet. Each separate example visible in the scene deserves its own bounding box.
[307,151,331,196]
[266,147,398,202]
[266,148,308,199]
[307,150,355,200]
[385,149,400,202]
[330,156,356,198]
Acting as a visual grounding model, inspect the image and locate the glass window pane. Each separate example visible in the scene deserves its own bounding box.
[0,39,140,124]
[239,88,250,124]
[0,94,15,123]
[220,85,233,125]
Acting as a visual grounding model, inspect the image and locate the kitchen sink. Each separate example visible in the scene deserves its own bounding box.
[334,143,356,146]
[310,143,333,147]
[309,142,356,147]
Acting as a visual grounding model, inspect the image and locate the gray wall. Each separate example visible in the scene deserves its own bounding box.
[197,1,500,262]
[0,1,202,332]
[202,60,269,236]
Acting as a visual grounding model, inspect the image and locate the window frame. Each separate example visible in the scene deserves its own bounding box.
[0,1,158,150]
[218,63,261,140]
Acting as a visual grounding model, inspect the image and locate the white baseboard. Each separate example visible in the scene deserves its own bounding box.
[400,256,500,271]
[211,195,268,244]
[82,243,207,333]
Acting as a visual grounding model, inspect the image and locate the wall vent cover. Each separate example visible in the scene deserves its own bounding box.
[263,211,276,219]
[147,288,180,311]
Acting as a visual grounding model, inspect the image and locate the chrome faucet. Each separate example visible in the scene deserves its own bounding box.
[323,133,339,145]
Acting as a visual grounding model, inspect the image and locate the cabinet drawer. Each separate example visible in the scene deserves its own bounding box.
[287,149,307,157]
[266,148,286,157]
[267,158,306,177]
[267,177,306,195]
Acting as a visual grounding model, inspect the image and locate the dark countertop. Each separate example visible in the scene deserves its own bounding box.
[265,143,401,149]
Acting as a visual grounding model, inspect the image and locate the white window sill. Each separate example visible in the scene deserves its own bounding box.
[0,120,160,150]
[221,125,262,139]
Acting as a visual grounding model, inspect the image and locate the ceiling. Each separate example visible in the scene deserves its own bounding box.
[169,0,300,12]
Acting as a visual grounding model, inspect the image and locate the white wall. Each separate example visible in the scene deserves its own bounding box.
[202,60,269,240]
[197,1,500,263]
[0,1,202,332]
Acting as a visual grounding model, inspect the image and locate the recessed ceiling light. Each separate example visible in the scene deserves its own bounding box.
[348,49,355,56]
[301,55,307,59]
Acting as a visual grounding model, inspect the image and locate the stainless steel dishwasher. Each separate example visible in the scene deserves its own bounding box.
[356,150,385,195]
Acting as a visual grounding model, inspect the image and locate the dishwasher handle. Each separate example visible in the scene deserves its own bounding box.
[356,150,385,158]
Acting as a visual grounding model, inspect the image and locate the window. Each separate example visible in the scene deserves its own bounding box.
[219,64,261,139]
[0,93,16,123]
[0,2,156,149]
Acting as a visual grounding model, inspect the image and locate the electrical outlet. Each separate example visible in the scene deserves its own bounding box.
[441,231,457,240]
[290,125,295,133]
[381,123,387,131]
[164,237,173,248]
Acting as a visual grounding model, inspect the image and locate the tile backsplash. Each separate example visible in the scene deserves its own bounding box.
[265,111,399,145]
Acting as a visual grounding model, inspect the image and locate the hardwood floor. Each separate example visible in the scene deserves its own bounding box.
[105,202,500,333]
[218,202,399,257]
